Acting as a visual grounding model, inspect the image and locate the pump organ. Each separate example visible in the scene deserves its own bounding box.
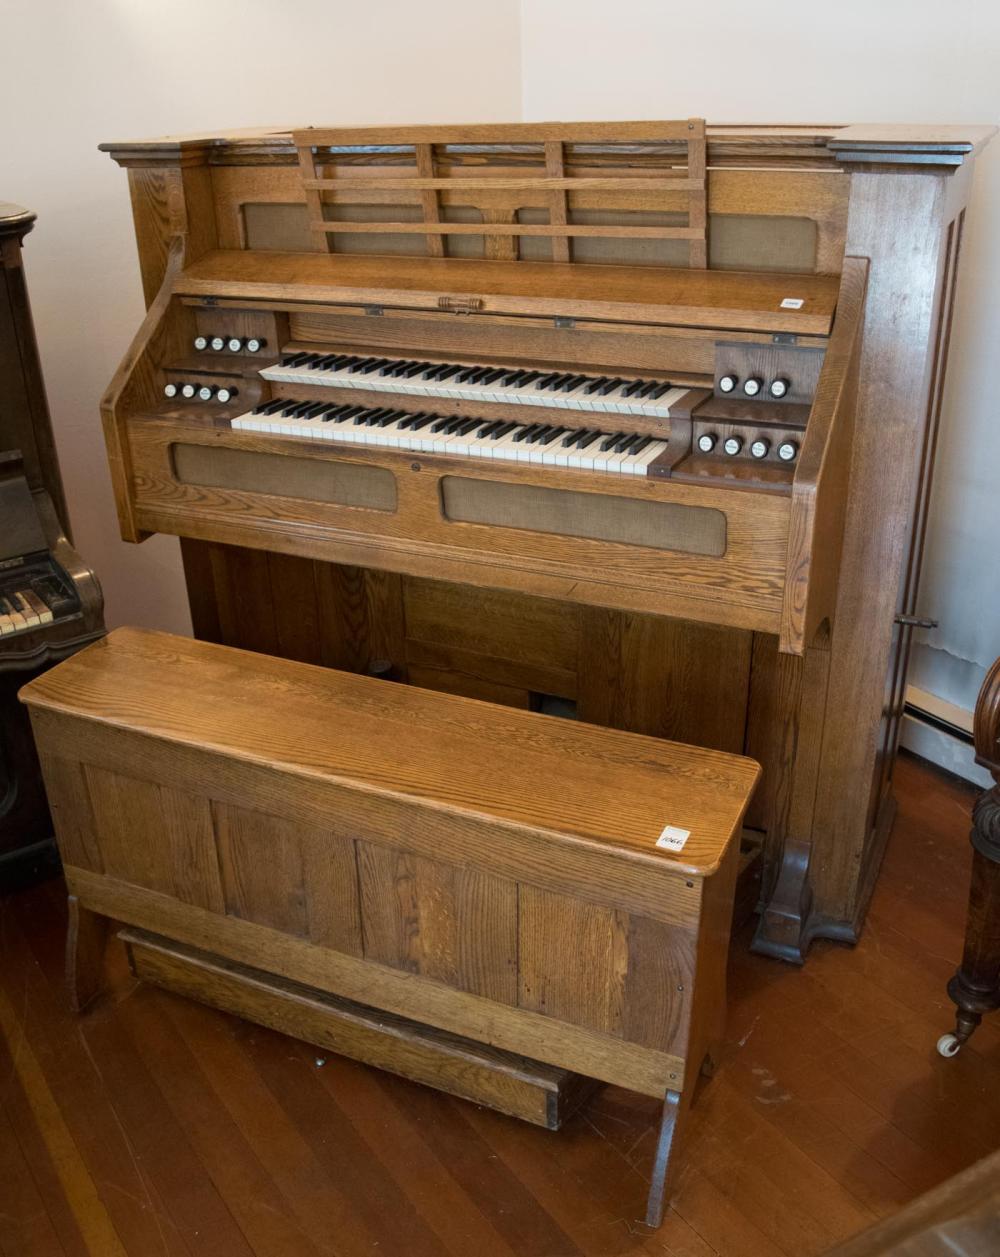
[100,119,994,961]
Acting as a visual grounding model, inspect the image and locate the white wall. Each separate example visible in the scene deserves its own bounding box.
[0,0,522,635]
[522,0,1000,744]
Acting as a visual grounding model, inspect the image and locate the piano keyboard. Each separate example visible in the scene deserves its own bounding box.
[233,399,669,475]
[0,587,55,635]
[260,354,689,420]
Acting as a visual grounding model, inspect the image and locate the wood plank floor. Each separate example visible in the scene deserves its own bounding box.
[0,752,994,1257]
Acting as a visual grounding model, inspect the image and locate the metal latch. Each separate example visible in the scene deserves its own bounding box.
[895,614,939,629]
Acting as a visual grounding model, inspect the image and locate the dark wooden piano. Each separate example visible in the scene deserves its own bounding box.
[0,202,104,886]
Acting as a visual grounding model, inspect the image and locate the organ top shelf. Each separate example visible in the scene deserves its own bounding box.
[175,251,840,334]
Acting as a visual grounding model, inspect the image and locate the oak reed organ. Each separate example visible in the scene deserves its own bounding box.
[99,120,994,961]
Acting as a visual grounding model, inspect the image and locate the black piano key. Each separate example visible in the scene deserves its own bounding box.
[612,432,637,452]
[282,352,308,366]
[347,357,378,373]
[561,429,586,447]
[490,422,518,439]
[584,377,611,394]
[558,375,586,392]
[648,383,673,399]
[538,427,566,446]
[359,408,391,426]
[620,379,645,397]
[497,371,525,386]
[432,365,463,380]
[254,398,286,414]
[456,418,481,435]
[597,378,624,395]
[600,431,624,451]
[629,436,654,455]
[475,421,501,438]
[408,414,436,431]
[480,368,506,384]
[577,431,601,450]
[312,355,341,370]
[533,374,560,389]
[528,425,553,443]
[513,425,541,443]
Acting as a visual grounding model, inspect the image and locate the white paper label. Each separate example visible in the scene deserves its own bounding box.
[656,825,690,852]
[780,297,804,309]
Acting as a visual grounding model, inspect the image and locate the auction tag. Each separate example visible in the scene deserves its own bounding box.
[780,297,804,309]
[656,825,690,852]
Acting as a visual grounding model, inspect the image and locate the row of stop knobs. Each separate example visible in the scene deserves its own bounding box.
[164,382,239,403]
[698,431,798,461]
[718,373,789,399]
[194,335,266,353]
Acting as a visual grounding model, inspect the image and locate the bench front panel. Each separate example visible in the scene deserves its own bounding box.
[39,746,699,1094]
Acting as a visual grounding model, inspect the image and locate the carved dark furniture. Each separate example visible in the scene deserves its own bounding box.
[0,202,104,887]
[938,655,1000,1056]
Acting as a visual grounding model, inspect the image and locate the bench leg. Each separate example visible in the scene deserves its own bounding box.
[645,1088,682,1228]
[66,896,109,1013]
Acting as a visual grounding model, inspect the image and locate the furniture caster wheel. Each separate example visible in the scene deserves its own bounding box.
[937,1033,962,1058]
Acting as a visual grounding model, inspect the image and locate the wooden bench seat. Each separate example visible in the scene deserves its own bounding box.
[20,626,759,1226]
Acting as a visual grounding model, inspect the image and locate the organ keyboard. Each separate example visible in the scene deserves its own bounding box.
[233,397,672,474]
[99,118,993,964]
[258,353,694,421]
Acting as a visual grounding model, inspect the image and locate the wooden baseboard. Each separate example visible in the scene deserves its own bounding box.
[121,927,599,1129]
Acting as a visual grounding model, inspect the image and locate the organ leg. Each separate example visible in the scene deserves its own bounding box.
[941,785,1000,1053]
[66,895,109,1012]
[645,1089,682,1228]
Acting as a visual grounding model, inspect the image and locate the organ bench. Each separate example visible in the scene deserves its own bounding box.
[20,626,759,1226]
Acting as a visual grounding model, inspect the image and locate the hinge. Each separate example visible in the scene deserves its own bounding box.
[895,613,939,630]
[772,333,797,345]
[437,296,484,314]
[201,296,218,307]
[364,305,384,317]
[554,316,576,329]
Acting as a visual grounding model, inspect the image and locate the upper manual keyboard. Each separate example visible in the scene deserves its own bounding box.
[260,354,688,420]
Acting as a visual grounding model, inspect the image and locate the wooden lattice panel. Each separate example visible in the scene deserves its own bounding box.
[293,121,708,266]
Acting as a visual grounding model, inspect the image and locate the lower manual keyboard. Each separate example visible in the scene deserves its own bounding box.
[232,399,669,475]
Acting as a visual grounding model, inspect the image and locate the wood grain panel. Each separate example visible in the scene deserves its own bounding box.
[84,766,222,911]
[518,888,629,1036]
[358,843,517,1003]
[213,802,361,954]
[577,609,752,753]
[405,578,579,677]
[34,753,103,872]
[518,888,694,1057]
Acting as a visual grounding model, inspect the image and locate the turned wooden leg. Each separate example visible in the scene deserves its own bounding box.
[645,1089,682,1228]
[66,895,109,1012]
[941,785,1000,1055]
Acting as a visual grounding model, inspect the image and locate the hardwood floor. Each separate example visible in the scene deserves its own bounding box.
[0,751,993,1257]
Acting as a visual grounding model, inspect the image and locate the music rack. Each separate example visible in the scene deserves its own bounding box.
[293,120,708,266]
